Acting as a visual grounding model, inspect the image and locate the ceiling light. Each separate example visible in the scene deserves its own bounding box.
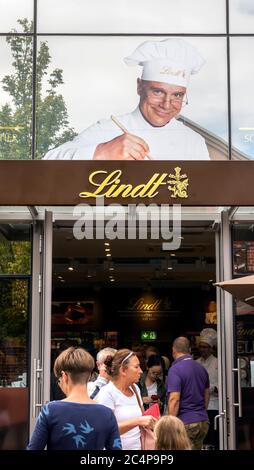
[104,242,110,246]
[106,253,111,257]
[68,266,74,271]
[105,248,111,252]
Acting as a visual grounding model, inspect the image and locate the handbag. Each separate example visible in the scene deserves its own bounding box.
[140,426,156,451]
[132,385,160,450]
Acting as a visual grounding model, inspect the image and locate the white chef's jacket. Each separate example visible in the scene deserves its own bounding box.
[196,354,218,410]
[44,107,210,161]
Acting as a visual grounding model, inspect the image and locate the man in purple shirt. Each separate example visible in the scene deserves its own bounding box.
[167,337,210,450]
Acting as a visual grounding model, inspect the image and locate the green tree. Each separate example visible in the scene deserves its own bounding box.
[0,235,30,274]
[0,18,76,160]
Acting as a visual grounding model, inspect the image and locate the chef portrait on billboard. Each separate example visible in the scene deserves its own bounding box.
[44,38,210,161]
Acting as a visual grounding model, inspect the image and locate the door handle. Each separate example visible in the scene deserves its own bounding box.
[214,410,226,430]
[232,358,243,418]
[32,358,43,418]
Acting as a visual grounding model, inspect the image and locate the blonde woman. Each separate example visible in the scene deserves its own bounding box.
[97,349,156,450]
[27,347,121,450]
[154,416,192,450]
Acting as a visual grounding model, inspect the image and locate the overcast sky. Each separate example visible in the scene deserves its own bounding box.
[0,0,254,158]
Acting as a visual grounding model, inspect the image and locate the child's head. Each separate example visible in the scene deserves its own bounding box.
[154,415,192,450]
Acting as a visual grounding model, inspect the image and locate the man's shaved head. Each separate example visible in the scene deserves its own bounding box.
[173,337,190,354]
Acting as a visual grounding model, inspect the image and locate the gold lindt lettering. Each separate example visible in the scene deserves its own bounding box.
[109,184,133,198]
[137,174,168,198]
[79,171,169,199]
[79,170,122,198]
[129,298,162,311]
[79,168,189,200]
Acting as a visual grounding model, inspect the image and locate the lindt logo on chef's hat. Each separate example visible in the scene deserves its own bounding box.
[124,38,205,88]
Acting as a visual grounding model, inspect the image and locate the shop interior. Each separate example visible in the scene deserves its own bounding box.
[1,212,254,449]
[51,219,217,365]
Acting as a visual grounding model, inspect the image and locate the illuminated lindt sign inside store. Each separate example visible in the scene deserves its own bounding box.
[130,298,163,312]
[79,167,189,200]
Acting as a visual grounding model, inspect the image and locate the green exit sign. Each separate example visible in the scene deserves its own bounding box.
[141,330,157,341]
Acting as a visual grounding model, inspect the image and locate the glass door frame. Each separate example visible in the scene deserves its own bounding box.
[217,210,236,449]
[26,204,228,444]
[226,207,254,450]
[0,209,33,448]
[29,210,53,436]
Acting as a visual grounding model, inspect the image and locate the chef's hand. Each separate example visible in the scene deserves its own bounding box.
[93,133,150,160]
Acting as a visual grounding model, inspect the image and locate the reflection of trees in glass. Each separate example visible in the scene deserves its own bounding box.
[0,279,28,348]
[0,18,76,160]
[0,236,30,274]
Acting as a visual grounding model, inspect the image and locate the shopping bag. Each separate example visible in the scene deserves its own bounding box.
[140,403,160,450]
[140,426,156,450]
[131,385,160,450]
[143,403,160,419]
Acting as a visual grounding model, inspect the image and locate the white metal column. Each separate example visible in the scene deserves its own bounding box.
[29,220,43,434]
[41,210,53,404]
[29,210,53,435]
[215,228,228,449]
[220,210,236,449]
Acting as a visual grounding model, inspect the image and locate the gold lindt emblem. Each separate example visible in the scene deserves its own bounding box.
[168,167,189,199]
[79,168,189,200]
[160,66,186,78]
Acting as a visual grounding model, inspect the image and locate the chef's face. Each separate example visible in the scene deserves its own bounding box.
[137,79,186,127]
[199,342,213,359]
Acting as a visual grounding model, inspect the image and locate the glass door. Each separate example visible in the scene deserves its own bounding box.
[218,208,254,450]
[0,207,53,447]
[0,212,32,449]
[29,210,53,436]
[231,214,254,449]
[216,210,235,449]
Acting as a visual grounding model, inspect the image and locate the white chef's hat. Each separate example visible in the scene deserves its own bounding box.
[199,328,217,348]
[124,38,205,88]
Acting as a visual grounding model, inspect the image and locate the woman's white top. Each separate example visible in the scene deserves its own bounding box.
[146,381,157,397]
[97,381,142,450]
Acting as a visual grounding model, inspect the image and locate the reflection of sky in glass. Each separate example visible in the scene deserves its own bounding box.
[0,0,33,32]
[1,3,254,159]
[37,36,228,146]
[230,0,254,32]
[231,38,254,159]
[37,0,225,33]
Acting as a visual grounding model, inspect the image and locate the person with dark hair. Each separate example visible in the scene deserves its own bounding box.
[27,347,121,450]
[145,345,160,360]
[166,337,210,450]
[138,355,166,413]
[97,349,156,450]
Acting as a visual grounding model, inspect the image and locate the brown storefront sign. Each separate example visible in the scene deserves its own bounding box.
[1,160,254,205]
